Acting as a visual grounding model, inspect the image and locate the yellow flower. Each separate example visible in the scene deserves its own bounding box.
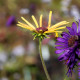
[17,11,69,38]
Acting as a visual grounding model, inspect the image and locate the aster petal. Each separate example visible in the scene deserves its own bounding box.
[55,42,65,45]
[56,40,68,44]
[55,41,68,46]
[76,48,80,56]
[61,32,70,39]
[67,69,72,76]
[58,54,64,61]
[78,20,80,33]
[66,59,70,65]
[66,27,75,35]
[55,46,63,49]
[55,46,68,49]
[55,49,64,54]
[70,54,75,61]
[57,37,67,42]
[72,22,77,33]
[78,72,80,78]
[58,54,68,61]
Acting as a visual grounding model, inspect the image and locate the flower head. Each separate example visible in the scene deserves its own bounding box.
[55,20,80,77]
[17,11,69,40]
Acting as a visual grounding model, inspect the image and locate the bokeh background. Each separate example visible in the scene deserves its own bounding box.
[0,0,80,80]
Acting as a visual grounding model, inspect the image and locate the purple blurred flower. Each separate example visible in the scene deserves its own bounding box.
[6,16,16,27]
[29,4,36,15]
[55,20,80,76]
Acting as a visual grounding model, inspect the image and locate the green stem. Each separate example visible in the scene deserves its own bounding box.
[39,39,51,80]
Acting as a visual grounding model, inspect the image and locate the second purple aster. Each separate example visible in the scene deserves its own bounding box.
[55,20,80,77]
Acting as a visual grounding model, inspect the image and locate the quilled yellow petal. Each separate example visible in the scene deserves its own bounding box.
[21,17,35,29]
[40,15,43,27]
[44,30,62,33]
[52,26,66,31]
[48,11,52,27]
[48,21,69,30]
[17,24,33,31]
[32,15,39,28]
[17,22,36,31]
[54,31,63,33]
[44,26,66,33]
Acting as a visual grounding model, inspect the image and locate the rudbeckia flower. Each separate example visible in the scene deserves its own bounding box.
[55,20,80,77]
[17,11,69,40]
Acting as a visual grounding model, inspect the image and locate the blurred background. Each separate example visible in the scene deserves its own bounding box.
[0,0,80,80]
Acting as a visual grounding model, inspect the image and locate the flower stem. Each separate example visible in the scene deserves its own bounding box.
[39,39,51,80]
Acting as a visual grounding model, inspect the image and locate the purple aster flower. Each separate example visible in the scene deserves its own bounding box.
[6,16,16,27]
[55,20,80,77]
